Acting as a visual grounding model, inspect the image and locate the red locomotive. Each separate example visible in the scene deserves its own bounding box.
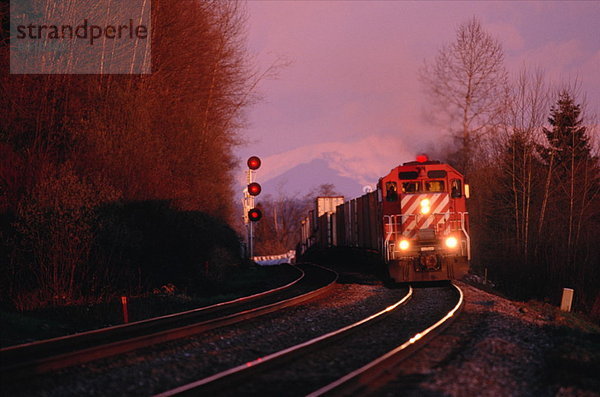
[300,155,470,282]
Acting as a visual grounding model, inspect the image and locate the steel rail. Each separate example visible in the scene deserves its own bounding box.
[3,265,304,353]
[308,282,464,396]
[1,264,333,378]
[154,284,414,397]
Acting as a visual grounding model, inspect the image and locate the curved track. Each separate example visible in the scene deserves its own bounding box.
[310,282,463,396]
[0,264,336,380]
[154,284,414,396]
[154,282,461,397]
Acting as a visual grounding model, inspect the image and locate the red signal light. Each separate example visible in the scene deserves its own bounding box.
[248,182,261,196]
[248,208,262,222]
[247,156,261,170]
[416,154,428,163]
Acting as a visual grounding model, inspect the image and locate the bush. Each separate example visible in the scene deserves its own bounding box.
[1,200,243,311]
[92,200,243,297]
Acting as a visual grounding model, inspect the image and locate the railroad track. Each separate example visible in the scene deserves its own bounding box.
[154,283,462,397]
[0,264,337,381]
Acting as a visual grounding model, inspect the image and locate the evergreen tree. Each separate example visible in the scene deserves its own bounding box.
[541,91,592,168]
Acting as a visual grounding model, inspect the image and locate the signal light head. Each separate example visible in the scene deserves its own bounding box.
[247,182,261,196]
[248,208,262,222]
[247,156,261,170]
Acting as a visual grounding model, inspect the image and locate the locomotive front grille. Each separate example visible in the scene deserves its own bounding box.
[417,228,436,241]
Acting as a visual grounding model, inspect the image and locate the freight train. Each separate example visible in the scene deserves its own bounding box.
[299,156,470,282]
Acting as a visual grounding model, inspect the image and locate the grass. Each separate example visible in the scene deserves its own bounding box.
[0,264,299,348]
[525,300,600,334]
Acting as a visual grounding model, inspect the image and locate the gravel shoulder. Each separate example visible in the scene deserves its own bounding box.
[376,281,600,397]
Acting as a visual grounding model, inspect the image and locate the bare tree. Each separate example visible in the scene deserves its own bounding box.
[420,17,508,174]
[253,194,307,256]
[501,67,549,259]
[253,184,341,256]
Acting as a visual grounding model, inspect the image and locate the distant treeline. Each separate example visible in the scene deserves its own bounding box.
[0,1,254,310]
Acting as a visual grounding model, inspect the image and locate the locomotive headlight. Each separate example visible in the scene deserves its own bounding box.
[399,239,410,251]
[420,198,431,214]
[445,236,458,249]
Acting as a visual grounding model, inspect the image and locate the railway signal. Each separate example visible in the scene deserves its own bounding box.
[248,208,262,222]
[247,156,261,170]
[247,182,261,196]
[243,156,262,259]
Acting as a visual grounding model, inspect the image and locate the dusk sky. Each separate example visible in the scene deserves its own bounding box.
[238,1,600,198]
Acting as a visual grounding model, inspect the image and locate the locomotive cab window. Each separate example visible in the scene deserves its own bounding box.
[424,180,445,192]
[451,179,462,198]
[402,181,420,194]
[385,181,398,202]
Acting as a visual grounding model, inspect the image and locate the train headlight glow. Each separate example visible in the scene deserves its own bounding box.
[420,198,431,214]
[445,236,458,249]
[399,239,410,250]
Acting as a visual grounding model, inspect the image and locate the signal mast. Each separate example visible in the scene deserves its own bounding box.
[243,156,262,258]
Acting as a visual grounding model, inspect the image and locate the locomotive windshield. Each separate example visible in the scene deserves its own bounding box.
[424,180,445,192]
[401,180,446,193]
[402,181,419,193]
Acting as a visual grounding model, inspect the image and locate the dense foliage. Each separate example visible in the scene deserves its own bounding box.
[0,1,254,310]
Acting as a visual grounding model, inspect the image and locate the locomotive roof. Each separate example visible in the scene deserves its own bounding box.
[381,159,464,179]
[402,160,441,166]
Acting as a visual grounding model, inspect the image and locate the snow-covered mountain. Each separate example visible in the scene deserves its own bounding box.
[246,135,415,199]
[261,158,364,199]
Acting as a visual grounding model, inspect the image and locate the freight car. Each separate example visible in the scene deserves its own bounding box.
[299,156,470,282]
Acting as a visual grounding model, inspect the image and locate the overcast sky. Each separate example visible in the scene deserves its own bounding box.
[237,1,600,195]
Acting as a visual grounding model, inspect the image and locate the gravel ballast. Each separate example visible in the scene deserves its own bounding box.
[376,281,600,396]
[223,285,458,396]
[4,268,408,396]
